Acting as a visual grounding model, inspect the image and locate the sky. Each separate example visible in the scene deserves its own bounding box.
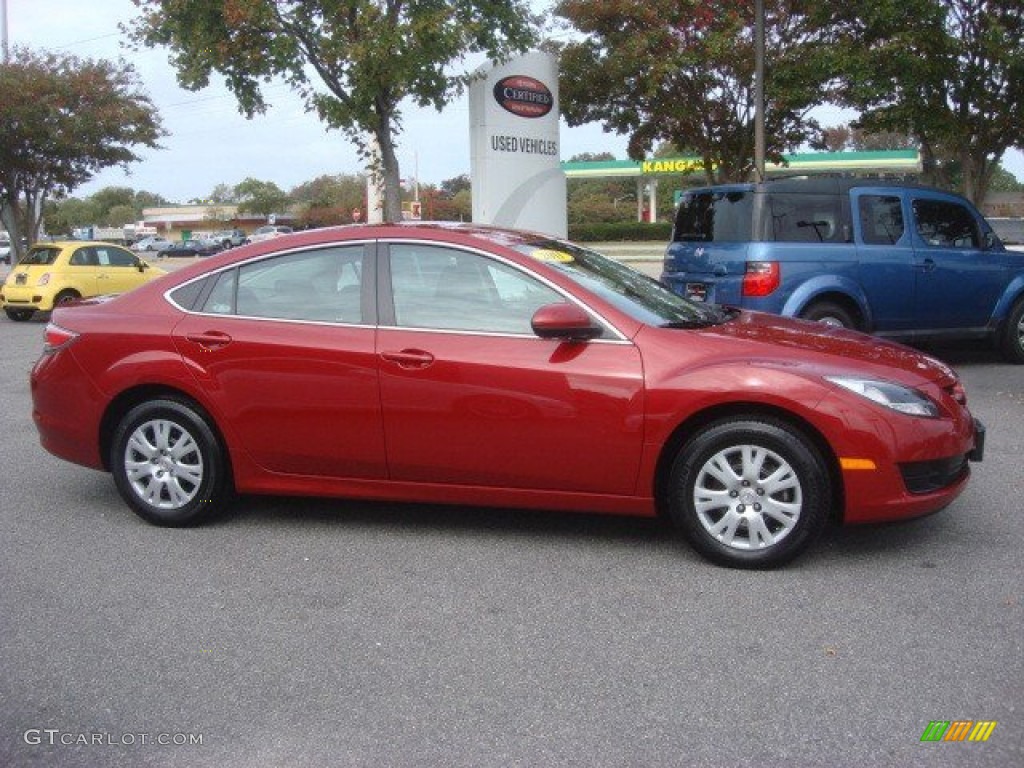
[5,0,1023,205]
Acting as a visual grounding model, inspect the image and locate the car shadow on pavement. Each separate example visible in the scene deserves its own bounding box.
[228,493,677,545]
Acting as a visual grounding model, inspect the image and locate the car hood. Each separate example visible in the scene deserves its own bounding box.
[693,309,958,386]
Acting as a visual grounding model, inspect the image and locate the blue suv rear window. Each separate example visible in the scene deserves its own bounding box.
[672,191,752,243]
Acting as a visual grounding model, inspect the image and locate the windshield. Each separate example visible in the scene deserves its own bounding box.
[513,240,728,328]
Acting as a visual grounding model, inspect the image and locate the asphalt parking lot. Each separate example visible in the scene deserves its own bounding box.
[1,259,1021,767]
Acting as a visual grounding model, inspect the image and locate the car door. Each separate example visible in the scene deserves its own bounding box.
[851,190,917,331]
[377,242,645,495]
[171,243,387,478]
[93,244,149,294]
[909,194,1008,329]
[63,246,101,297]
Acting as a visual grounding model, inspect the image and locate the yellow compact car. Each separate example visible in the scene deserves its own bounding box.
[1,241,166,321]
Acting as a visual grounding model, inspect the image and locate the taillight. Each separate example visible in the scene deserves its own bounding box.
[742,261,780,297]
[43,322,79,353]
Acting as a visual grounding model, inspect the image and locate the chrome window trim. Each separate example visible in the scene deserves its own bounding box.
[162,236,633,342]
[162,240,375,327]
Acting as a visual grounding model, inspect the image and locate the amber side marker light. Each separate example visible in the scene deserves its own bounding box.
[840,458,878,471]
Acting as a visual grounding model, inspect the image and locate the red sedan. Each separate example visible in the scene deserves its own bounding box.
[30,223,984,567]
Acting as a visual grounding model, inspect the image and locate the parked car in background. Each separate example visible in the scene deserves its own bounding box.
[158,239,225,259]
[211,229,248,248]
[134,236,174,252]
[661,178,1024,363]
[0,234,10,265]
[30,223,983,568]
[1,241,164,321]
[247,225,293,243]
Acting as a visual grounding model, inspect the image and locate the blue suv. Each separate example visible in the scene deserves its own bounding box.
[660,178,1024,362]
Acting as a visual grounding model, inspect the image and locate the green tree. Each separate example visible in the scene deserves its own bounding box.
[128,0,539,223]
[827,0,1024,204]
[105,204,138,227]
[234,178,289,219]
[291,173,367,226]
[0,48,162,260]
[43,197,100,237]
[556,0,832,184]
[208,183,239,204]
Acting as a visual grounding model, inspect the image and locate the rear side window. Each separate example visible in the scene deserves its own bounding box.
[672,191,752,243]
[764,194,846,243]
[913,199,980,248]
[859,195,905,245]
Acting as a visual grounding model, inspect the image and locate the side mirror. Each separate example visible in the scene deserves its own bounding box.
[983,231,999,250]
[531,302,603,342]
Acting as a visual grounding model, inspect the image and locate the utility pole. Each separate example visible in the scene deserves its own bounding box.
[754,0,766,183]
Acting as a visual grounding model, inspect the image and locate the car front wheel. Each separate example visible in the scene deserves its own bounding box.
[667,418,831,568]
[110,398,232,526]
[1001,298,1024,364]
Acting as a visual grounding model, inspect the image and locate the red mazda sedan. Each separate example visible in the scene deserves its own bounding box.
[30,223,984,567]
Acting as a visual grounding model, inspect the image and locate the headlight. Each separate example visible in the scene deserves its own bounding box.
[825,376,939,418]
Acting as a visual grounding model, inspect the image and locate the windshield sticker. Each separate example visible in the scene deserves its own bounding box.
[531,248,575,263]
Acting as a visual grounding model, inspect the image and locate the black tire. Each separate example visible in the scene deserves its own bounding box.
[667,418,831,568]
[53,290,80,308]
[110,398,232,526]
[1000,298,1024,364]
[5,308,34,322]
[800,300,857,329]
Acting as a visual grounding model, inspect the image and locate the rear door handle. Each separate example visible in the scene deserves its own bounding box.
[381,349,435,369]
[186,331,232,350]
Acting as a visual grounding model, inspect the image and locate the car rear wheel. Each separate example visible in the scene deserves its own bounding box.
[110,398,232,526]
[800,300,856,329]
[1000,298,1024,364]
[667,418,831,568]
[5,308,34,322]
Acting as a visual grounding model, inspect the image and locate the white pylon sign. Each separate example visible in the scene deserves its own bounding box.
[469,50,567,238]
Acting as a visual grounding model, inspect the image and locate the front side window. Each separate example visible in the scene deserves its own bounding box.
[913,199,980,248]
[95,246,137,267]
[859,195,905,245]
[389,244,562,334]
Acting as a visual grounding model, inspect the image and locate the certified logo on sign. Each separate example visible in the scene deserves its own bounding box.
[493,76,553,118]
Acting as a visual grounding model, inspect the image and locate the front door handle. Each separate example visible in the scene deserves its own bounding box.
[381,349,435,369]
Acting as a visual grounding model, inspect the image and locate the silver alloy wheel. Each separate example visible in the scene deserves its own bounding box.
[692,444,802,551]
[1016,312,1024,350]
[817,316,844,328]
[124,418,204,510]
